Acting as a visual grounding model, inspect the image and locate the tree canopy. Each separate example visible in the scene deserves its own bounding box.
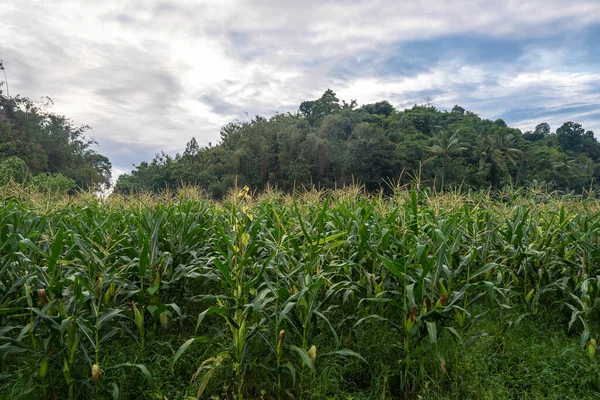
[0,95,111,190]
[116,90,600,197]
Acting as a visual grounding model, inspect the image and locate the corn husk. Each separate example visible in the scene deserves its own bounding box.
[92,363,101,384]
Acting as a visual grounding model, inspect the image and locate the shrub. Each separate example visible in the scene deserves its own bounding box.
[0,156,29,184]
[32,172,76,193]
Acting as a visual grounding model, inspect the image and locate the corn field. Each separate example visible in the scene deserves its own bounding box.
[1,186,600,399]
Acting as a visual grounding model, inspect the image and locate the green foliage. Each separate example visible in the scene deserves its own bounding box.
[1,187,600,399]
[116,90,600,196]
[0,155,28,184]
[425,130,468,189]
[31,172,76,193]
[0,155,76,193]
[0,96,111,189]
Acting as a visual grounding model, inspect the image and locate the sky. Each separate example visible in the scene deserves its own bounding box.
[2,0,600,180]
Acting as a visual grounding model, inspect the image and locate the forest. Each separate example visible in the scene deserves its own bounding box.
[115,89,600,197]
[2,89,599,197]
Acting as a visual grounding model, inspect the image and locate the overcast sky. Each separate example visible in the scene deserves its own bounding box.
[2,0,600,179]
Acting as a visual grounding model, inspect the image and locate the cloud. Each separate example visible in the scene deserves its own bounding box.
[1,0,600,180]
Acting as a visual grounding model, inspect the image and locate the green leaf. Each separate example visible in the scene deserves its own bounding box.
[425,321,438,344]
[377,254,405,280]
[282,362,297,386]
[139,238,149,278]
[110,363,154,387]
[98,309,123,329]
[0,343,27,354]
[146,286,159,295]
[289,345,314,370]
[213,258,234,288]
[49,227,64,270]
[172,338,195,370]
[314,310,339,347]
[19,239,45,257]
[0,308,22,315]
[470,263,498,280]
[444,327,462,343]
[99,327,122,345]
[278,301,296,323]
[168,303,182,319]
[31,308,60,330]
[111,382,119,400]
[146,305,158,316]
[195,308,210,334]
[298,232,346,249]
[321,349,367,363]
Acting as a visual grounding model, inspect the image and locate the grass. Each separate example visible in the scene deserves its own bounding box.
[436,312,599,400]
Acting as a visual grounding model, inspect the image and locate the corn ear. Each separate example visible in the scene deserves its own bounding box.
[68,334,80,365]
[92,363,101,384]
[525,288,535,304]
[406,305,417,333]
[38,358,49,379]
[237,319,246,358]
[277,330,285,357]
[38,289,48,306]
[63,358,72,385]
[95,277,103,297]
[438,280,448,296]
[159,311,168,327]
[587,338,597,359]
[308,345,317,367]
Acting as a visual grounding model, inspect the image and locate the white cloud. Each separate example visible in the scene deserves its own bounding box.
[1,0,599,176]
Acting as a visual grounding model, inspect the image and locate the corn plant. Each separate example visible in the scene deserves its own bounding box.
[1,186,599,398]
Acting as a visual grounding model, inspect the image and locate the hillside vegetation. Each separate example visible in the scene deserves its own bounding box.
[0,96,111,191]
[115,90,600,197]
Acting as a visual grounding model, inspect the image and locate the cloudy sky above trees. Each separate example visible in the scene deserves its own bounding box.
[2,0,600,178]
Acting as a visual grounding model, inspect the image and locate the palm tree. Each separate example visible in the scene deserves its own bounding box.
[425,130,468,190]
[495,133,522,166]
[479,133,522,188]
[553,158,600,190]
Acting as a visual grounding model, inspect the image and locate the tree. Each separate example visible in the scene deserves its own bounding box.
[299,89,341,125]
[524,123,550,142]
[406,105,439,136]
[425,130,468,190]
[557,122,586,153]
[362,101,394,117]
[116,91,598,196]
[451,105,465,114]
[479,133,522,188]
[0,96,112,189]
[346,123,396,190]
[183,137,200,158]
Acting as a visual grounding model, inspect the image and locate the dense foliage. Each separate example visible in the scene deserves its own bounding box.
[0,96,112,190]
[1,187,600,399]
[116,90,600,197]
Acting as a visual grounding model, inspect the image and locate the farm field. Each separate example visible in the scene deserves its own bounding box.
[1,186,600,399]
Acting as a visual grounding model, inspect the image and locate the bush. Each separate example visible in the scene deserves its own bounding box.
[32,172,76,193]
[0,156,29,184]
